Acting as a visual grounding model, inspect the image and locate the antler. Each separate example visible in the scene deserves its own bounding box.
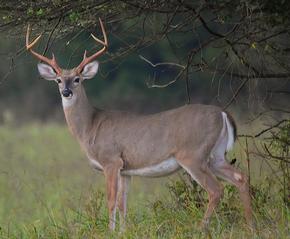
[76,18,108,74]
[26,24,62,75]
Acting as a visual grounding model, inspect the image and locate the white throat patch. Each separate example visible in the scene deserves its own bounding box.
[62,94,77,108]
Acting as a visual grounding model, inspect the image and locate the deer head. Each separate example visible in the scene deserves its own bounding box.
[26,18,108,100]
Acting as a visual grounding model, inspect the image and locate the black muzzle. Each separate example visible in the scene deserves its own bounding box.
[62,89,73,98]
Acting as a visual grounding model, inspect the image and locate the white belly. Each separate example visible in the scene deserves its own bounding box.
[88,157,181,177]
[122,157,180,177]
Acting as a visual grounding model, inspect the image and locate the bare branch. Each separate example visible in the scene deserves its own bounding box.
[239,120,289,138]
[139,55,185,69]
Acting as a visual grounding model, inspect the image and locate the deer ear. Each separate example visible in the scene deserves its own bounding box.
[37,63,57,81]
[81,61,99,80]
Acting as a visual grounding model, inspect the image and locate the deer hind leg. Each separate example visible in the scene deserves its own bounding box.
[117,175,131,232]
[178,155,223,228]
[209,158,253,226]
[104,165,122,230]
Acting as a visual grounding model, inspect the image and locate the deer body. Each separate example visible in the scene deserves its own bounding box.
[26,19,253,231]
[63,83,223,176]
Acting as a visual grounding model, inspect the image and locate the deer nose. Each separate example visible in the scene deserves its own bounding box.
[62,89,73,98]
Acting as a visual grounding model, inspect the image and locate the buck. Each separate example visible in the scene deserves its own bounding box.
[26,18,253,231]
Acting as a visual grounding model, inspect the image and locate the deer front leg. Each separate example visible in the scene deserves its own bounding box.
[104,164,122,230]
[117,175,131,231]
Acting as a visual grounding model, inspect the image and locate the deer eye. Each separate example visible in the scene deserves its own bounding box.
[74,77,80,84]
[56,78,61,84]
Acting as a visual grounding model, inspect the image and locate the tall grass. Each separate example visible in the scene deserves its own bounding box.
[0,124,288,238]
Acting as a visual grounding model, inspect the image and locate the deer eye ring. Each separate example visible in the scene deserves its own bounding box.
[56,78,61,84]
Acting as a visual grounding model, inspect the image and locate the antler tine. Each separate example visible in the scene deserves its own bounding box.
[26,24,61,74]
[26,25,42,50]
[76,18,108,73]
[91,18,108,46]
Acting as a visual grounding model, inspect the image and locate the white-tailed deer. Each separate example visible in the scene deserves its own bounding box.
[26,18,253,231]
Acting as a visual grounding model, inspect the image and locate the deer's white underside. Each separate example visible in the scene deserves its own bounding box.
[88,157,181,177]
[122,157,180,177]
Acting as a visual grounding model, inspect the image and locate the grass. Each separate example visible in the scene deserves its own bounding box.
[0,123,288,238]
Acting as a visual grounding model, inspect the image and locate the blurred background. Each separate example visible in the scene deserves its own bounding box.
[0,28,253,123]
[0,1,289,237]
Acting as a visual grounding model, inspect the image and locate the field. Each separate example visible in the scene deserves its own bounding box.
[0,124,288,238]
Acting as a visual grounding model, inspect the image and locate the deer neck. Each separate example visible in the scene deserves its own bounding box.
[62,85,95,140]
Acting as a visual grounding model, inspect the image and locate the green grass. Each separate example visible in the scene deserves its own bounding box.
[0,124,288,238]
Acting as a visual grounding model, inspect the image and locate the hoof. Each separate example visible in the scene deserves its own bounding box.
[247,220,257,233]
[198,219,210,233]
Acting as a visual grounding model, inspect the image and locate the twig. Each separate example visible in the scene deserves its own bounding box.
[263,144,290,163]
[139,55,186,88]
[245,138,251,185]
[223,78,249,109]
[216,70,290,79]
[185,53,193,104]
[139,55,185,69]
[42,17,62,56]
[239,119,289,138]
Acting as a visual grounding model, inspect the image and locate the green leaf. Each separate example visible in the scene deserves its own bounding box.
[69,12,80,23]
[251,42,257,49]
[27,7,34,16]
[36,8,44,16]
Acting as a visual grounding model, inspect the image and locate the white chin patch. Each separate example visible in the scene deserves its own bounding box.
[62,94,76,108]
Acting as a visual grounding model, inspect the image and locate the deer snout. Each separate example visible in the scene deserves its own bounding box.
[62,89,73,98]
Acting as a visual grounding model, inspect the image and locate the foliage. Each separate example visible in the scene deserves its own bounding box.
[263,121,290,206]
[270,120,290,155]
